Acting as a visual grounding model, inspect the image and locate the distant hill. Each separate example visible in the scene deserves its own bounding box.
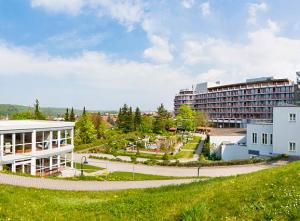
[0,104,116,117]
[0,104,82,117]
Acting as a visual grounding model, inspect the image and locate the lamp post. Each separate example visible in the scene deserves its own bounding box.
[80,156,88,176]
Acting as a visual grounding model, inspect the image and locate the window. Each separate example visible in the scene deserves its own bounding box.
[262,133,268,145]
[270,134,273,145]
[289,142,296,152]
[289,113,296,122]
[252,133,257,144]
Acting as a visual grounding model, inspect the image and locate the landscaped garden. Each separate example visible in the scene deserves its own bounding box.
[1,160,300,220]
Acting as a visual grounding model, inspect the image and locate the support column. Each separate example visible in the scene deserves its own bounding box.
[64,155,67,167]
[12,162,16,173]
[0,136,3,170]
[49,156,53,171]
[32,130,36,153]
[57,155,61,169]
[71,151,74,168]
[58,131,61,149]
[0,134,3,159]
[49,131,53,150]
[71,128,74,146]
[12,134,16,156]
[31,157,36,176]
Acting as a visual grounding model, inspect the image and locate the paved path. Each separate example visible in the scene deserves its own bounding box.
[75,153,286,177]
[194,137,205,156]
[0,173,196,191]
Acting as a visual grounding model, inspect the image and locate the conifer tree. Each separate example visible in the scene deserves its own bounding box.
[69,107,75,122]
[134,107,142,131]
[34,99,46,120]
[64,108,69,121]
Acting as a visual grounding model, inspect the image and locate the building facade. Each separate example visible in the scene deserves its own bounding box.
[174,76,300,127]
[0,120,75,176]
[213,106,300,161]
[247,106,300,157]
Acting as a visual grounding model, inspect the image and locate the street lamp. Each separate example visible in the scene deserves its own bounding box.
[80,156,88,176]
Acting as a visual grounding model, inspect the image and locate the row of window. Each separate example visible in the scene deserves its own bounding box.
[252,133,297,152]
[252,133,273,145]
[289,113,296,122]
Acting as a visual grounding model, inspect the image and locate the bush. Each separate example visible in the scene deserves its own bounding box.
[162,153,169,161]
[131,155,137,163]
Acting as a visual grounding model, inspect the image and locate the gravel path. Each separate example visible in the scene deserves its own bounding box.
[0,173,197,191]
[75,153,286,177]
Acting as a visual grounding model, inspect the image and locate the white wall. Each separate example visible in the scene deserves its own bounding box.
[273,107,300,156]
[221,144,250,161]
[210,135,246,158]
[210,136,246,149]
[246,123,273,156]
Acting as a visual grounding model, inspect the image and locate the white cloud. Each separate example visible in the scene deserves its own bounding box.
[30,0,145,31]
[182,24,300,83]
[0,42,192,109]
[200,2,210,17]
[143,35,174,63]
[247,2,267,25]
[31,0,84,15]
[181,0,194,9]
[90,0,145,31]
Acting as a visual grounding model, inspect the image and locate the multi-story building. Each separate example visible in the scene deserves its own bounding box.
[0,120,75,176]
[174,76,300,127]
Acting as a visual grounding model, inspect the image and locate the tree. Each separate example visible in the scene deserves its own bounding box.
[90,112,106,139]
[134,107,142,131]
[176,104,195,131]
[75,108,96,144]
[153,104,171,134]
[11,111,33,120]
[34,99,46,120]
[194,111,209,128]
[69,107,75,122]
[140,115,153,133]
[64,108,69,121]
[117,104,134,133]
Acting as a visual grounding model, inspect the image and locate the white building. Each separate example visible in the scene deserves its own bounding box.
[247,106,300,157]
[0,120,75,176]
[219,106,300,160]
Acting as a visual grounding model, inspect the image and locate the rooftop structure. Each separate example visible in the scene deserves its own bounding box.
[174,74,300,127]
[0,120,75,176]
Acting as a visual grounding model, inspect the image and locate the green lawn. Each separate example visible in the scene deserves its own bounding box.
[174,150,194,159]
[73,162,104,173]
[64,172,200,181]
[1,161,300,220]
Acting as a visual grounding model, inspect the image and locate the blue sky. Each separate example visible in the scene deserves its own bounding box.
[0,0,300,110]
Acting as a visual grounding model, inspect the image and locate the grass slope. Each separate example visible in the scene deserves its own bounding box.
[63,172,199,181]
[1,161,300,220]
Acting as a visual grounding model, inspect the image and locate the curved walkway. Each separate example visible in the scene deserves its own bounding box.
[0,173,196,191]
[76,153,286,177]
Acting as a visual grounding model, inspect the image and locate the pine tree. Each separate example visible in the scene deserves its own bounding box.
[127,107,134,132]
[69,107,75,122]
[64,108,69,121]
[33,99,45,120]
[134,107,142,131]
[83,107,86,116]
[153,103,170,134]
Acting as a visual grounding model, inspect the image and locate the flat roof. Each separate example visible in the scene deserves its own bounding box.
[208,78,292,90]
[0,120,75,131]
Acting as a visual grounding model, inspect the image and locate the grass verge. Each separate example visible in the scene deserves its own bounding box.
[0,161,299,220]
